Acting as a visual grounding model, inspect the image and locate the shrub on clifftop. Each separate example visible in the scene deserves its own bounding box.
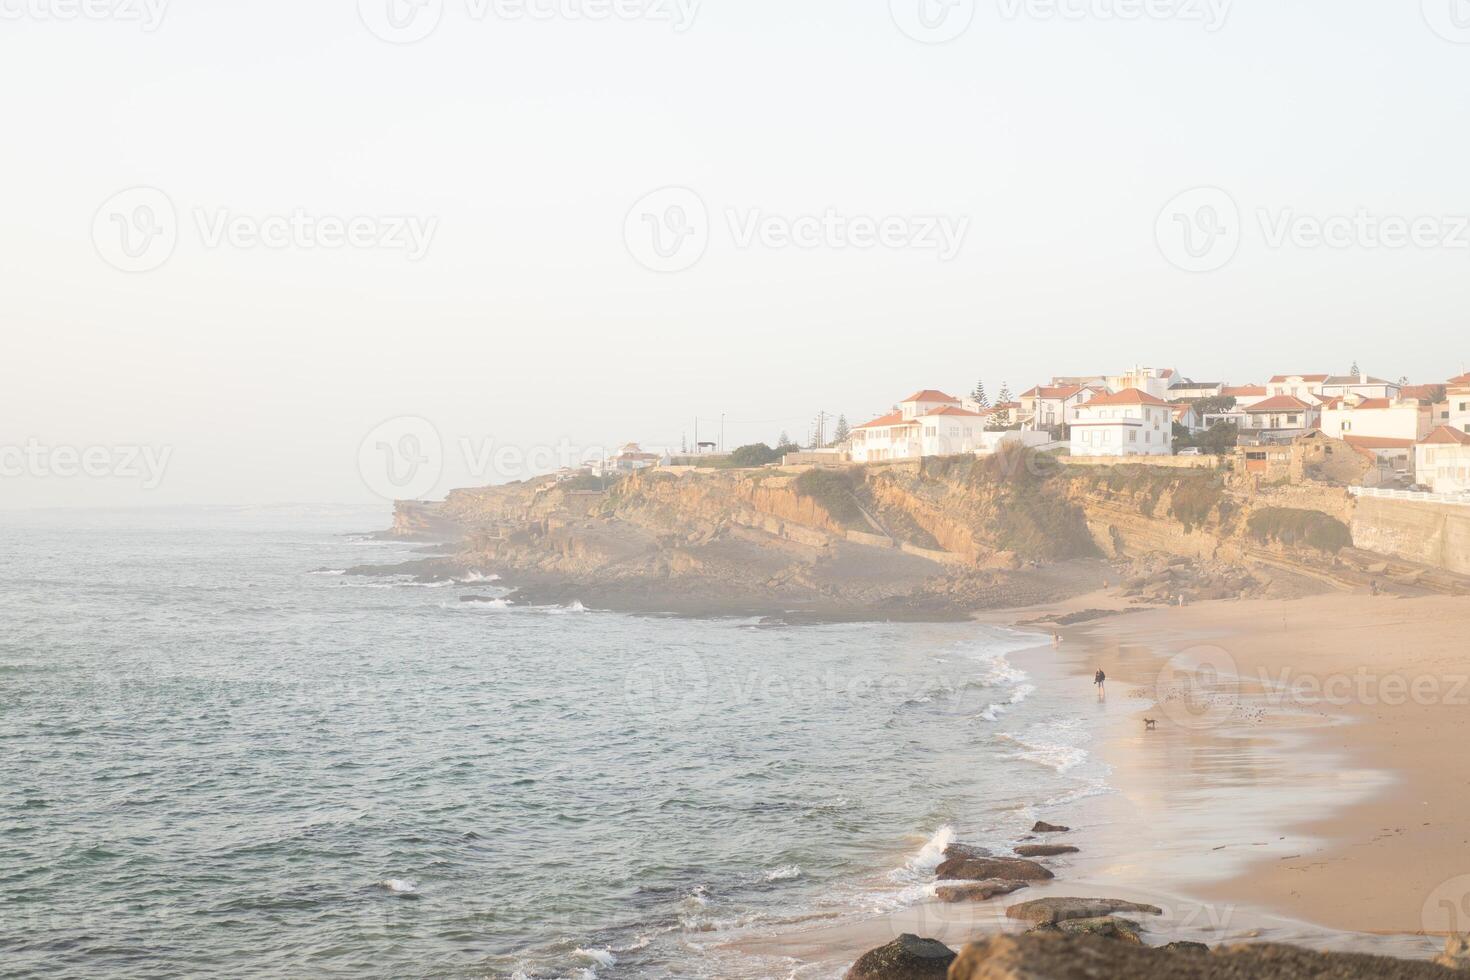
[1248,507,1352,553]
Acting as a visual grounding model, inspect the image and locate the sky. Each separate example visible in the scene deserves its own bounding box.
[3,0,1470,509]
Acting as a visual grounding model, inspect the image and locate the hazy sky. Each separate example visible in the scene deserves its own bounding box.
[4,0,1470,509]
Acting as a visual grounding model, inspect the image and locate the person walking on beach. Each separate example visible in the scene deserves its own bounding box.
[1094,668,1106,701]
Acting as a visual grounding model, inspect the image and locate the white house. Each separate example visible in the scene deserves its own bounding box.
[1069,389,1174,457]
[1106,366,1177,401]
[1235,395,1320,442]
[1267,374,1331,405]
[1318,394,1432,443]
[1019,385,1102,432]
[851,390,989,462]
[1167,381,1226,402]
[595,442,664,476]
[1416,426,1470,494]
[1444,373,1470,435]
[1222,385,1269,409]
[1320,373,1401,401]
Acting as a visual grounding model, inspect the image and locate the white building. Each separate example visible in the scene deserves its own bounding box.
[1236,395,1320,442]
[1267,374,1331,404]
[1019,384,1102,432]
[1069,389,1174,457]
[849,390,1048,462]
[1320,373,1401,401]
[1222,385,1269,409]
[1445,373,1470,435]
[1167,381,1226,402]
[1416,426,1470,494]
[1105,366,1177,401]
[1318,394,1432,443]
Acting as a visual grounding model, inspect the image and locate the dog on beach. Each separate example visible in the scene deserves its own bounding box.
[1143,718,1157,730]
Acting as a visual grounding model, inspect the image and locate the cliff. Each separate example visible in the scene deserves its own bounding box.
[379,449,1470,616]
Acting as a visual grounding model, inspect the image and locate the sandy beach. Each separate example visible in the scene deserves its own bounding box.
[734,589,1470,974]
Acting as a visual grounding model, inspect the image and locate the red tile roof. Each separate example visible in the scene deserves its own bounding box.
[1084,389,1172,408]
[1448,373,1470,387]
[1320,397,1398,411]
[1022,385,1088,400]
[1420,425,1470,446]
[1244,395,1315,412]
[855,411,917,429]
[900,390,959,404]
[1400,384,1445,402]
[1223,385,1267,397]
[1269,374,1329,383]
[922,406,984,418]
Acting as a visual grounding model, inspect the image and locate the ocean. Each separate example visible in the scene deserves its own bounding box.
[0,507,1113,979]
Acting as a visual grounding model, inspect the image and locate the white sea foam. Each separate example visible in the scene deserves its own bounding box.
[573,947,617,968]
[459,571,501,583]
[764,864,802,882]
[907,825,955,874]
[309,569,347,576]
[377,878,418,894]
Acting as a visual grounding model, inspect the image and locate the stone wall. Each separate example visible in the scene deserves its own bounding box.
[1352,496,1470,576]
[1061,455,1223,470]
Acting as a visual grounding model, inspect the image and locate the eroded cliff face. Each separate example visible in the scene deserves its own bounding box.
[385,452,1468,611]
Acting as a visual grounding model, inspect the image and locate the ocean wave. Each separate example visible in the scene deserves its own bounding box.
[763,864,802,882]
[573,947,617,969]
[376,878,418,895]
[458,571,501,583]
[907,825,955,875]
[977,682,1036,721]
[308,569,347,576]
[996,720,1089,774]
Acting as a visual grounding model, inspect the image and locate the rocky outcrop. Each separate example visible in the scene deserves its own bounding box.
[1037,916,1144,945]
[936,856,1054,882]
[934,880,1029,903]
[1031,821,1070,833]
[1005,897,1162,926]
[1014,844,1079,857]
[942,843,994,861]
[947,933,1464,979]
[843,934,955,979]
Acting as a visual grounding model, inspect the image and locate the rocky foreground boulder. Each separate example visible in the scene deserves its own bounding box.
[947,933,1465,979]
[843,933,955,979]
[936,856,1054,882]
[1031,821,1070,833]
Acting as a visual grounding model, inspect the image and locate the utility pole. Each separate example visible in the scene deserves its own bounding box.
[720,413,726,454]
[813,410,829,448]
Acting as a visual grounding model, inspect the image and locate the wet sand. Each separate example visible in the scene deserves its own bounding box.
[727,590,1469,974]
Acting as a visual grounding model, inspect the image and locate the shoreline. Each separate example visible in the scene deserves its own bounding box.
[728,590,1463,974]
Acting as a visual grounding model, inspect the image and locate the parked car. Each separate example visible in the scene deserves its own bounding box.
[1178,447,1203,456]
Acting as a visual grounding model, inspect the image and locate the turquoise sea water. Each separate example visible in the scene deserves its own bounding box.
[0,507,1110,978]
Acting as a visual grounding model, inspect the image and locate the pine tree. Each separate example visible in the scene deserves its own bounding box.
[1350,360,1360,377]
[989,383,1014,429]
[777,430,792,449]
[972,380,988,407]
[833,415,851,443]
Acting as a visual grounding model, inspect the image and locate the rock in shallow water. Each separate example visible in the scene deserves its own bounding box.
[948,933,1464,979]
[1014,844,1080,857]
[934,880,1029,903]
[1031,821,1071,833]
[1005,897,1162,925]
[1039,915,1145,945]
[942,843,993,861]
[936,856,1054,882]
[843,933,955,979]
